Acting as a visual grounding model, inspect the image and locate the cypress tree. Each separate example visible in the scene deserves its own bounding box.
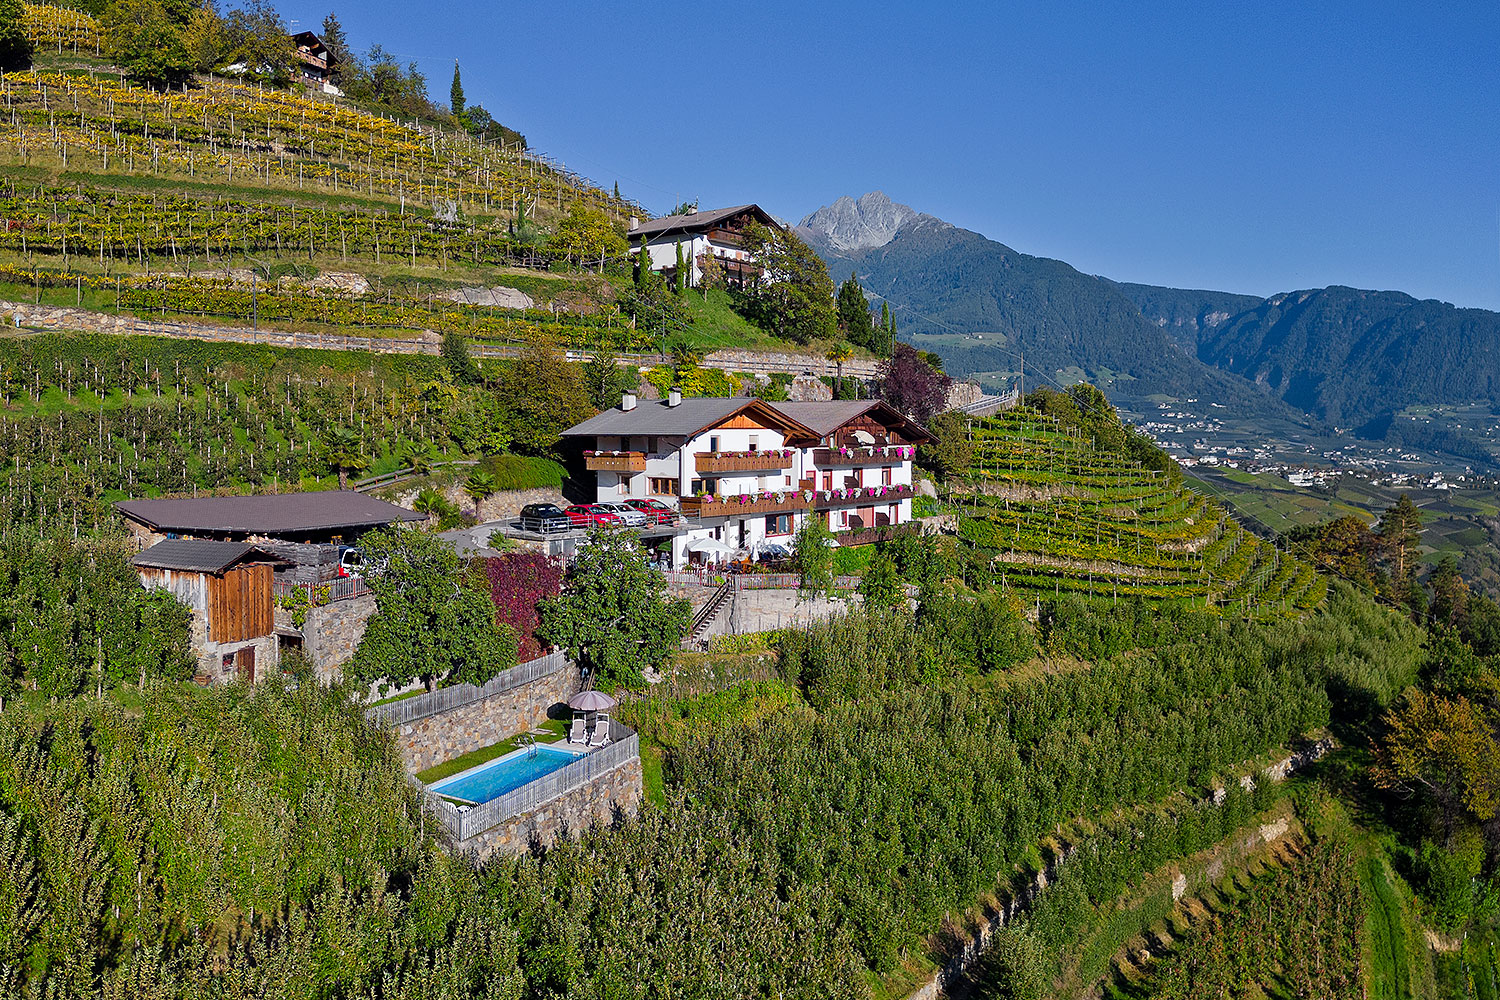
[674,242,686,294]
[635,241,651,289]
[450,61,465,116]
[613,181,620,200]
[878,302,892,356]
[837,272,874,350]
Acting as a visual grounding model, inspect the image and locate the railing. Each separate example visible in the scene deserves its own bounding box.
[732,573,863,591]
[365,651,571,727]
[681,492,812,518]
[812,484,916,509]
[812,446,917,467]
[695,450,795,474]
[834,522,921,546]
[273,576,372,607]
[687,579,733,642]
[584,451,647,473]
[414,720,640,842]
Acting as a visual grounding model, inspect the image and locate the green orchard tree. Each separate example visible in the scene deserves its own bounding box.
[793,513,837,598]
[350,526,517,694]
[539,526,690,688]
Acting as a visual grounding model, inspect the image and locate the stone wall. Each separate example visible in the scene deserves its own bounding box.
[453,755,643,860]
[302,595,376,682]
[703,347,883,379]
[393,663,579,773]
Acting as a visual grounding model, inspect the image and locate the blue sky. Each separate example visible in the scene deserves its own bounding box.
[286,1,1500,310]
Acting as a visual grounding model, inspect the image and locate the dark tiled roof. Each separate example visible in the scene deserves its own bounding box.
[628,204,779,240]
[131,539,283,574]
[562,398,817,441]
[771,400,938,442]
[116,491,423,536]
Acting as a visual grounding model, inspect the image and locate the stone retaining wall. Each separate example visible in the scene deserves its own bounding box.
[453,755,643,861]
[303,595,376,682]
[393,663,579,774]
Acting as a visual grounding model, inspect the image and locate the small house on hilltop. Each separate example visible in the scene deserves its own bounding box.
[290,30,341,94]
[628,205,781,291]
[132,540,291,684]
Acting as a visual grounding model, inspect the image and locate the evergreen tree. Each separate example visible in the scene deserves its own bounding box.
[320,12,349,63]
[613,180,620,200]
[635,240,652,289]
[673,242,686,294]
[837,272,875,350]
[1376,494,1423,585]
[450,60,465,116]
[877,301,895,355]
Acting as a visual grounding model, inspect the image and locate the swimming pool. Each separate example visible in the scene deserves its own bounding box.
[430,745,585,805]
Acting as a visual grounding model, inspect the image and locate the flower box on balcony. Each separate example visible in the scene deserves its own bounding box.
[584,450,647,473]
[813,484,916,508]
[812,445,918,467]
[681,489,812,518]
[694,449,796,474]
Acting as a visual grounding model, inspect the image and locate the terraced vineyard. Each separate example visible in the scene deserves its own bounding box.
[0,9,683,350]
[946,407,1326,611]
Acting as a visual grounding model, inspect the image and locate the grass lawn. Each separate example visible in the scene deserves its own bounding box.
[415,717,569,785]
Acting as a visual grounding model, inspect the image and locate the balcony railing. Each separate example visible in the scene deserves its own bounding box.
[584,450,647,473]
[812,445,918,467]
[812,484,916,509]
[681,490,812,519]
[695,449,795,474]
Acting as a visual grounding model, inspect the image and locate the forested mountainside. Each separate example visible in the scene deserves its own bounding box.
[797,199,1287,416]
[1185,286,1500,427]
[803,192,1500,446]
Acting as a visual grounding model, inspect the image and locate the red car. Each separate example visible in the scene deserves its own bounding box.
[626,498,678,525]
[564,504,623,528]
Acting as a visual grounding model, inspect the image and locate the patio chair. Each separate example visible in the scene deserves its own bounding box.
[568,717,587,744]
[589,717,612,747]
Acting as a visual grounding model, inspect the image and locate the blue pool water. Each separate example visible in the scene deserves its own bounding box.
[430,745,582,804]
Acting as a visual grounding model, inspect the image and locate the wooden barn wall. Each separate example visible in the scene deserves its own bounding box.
[207,564,273,644]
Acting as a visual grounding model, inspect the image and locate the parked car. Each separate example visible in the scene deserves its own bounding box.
[519,502,572,533]
[593,501,650,528]
[626,498,679,525]
[336,546,364,578]
[564,504,623,528]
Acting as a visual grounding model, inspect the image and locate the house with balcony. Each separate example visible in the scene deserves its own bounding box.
[627,205,780,291]
[561,392,932,566]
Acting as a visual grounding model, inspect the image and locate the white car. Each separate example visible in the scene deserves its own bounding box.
[593,501,650,528]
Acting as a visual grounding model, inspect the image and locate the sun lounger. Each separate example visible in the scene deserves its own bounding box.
[568,717,587,744]
[588,720,611,747]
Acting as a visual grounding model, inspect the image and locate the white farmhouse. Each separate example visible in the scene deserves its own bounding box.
[627,205,781,290]
[561,391,934,567]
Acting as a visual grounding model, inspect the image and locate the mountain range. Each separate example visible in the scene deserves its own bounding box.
[798,192,1500,444]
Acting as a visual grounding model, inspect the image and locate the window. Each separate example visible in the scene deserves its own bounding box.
[889,504,900,524]
[785,475,793,487]
[765,513,793,535]
[650,477,678,496]
[709,434,720,452]
[748,434,759,452]
[838,510,849,527]
[882,466,893,486]
[822,471,833,491]
[647,436,657,455]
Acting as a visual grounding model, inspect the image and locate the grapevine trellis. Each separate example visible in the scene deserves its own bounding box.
[940,407,1326,613]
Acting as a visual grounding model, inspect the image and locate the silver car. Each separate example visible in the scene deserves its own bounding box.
[594,501,650,528]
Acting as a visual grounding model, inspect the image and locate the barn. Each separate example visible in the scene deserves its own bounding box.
[132,539,291,684]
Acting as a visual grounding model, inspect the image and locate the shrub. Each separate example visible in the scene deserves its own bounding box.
[476,453,566,491]
[485,552,564,661]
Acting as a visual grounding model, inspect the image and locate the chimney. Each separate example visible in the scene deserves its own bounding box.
[621,391,637,411]
[627,216,639,232]
[668,387,682,407]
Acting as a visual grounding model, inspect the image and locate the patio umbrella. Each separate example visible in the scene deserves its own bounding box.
[686,536,737,556]
[569,689,617,712]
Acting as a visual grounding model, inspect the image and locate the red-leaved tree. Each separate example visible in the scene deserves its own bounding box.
[879,343,951,422]
[485,552,565,660]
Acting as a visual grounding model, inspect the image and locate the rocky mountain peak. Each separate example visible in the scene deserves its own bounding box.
[798,191,937,253]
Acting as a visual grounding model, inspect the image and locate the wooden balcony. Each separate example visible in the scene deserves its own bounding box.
[695,450,794,474]
[812,484,916,509]
[681,491,812,519]
[812,445,918,467]
[584,451,646,473]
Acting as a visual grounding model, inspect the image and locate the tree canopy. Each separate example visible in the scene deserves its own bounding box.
[538,527,690,688]
[734,223,836,345]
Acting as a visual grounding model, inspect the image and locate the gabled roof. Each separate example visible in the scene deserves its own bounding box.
[116,491,424,536]
[628,205,781,242]
[770,400,938,443]
[561,397,817,442]
[131,539,287,575]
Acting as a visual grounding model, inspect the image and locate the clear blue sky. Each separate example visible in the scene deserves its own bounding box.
[285,1,1500,310]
